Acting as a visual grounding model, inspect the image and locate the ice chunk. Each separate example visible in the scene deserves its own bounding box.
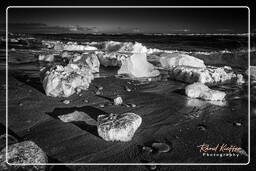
[130,42,148,53]
[42,40,97,51]
[104,41,125,52]
[113,96,123,105]
[38,54,55,62]
[97,113,142,142]
[96,51,128,67]
[103,41,147,53]
[236,74,245,84]
[42,40,64,51]
[0,141,47,170]
[58,111,97,125]
[159,53,206,68]
[185,82,226,101]
[69,53,100,73]
[246,66,256,81]
[118,53,160,78]
[42,64,94,97]
[168,65,238,85]
[63,44,97,51]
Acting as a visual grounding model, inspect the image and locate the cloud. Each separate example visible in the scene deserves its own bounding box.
[4,23,99,34]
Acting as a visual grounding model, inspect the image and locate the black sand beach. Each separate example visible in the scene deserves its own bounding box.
[0,33,255,171]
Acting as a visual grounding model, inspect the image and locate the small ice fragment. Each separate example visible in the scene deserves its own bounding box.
[62,100,70,104]
[125,86,131,92]
[197,124,207,131]
[95,90,101,95]
[233,122,242,127]
[130,104,136,108]
[114,96,123,105]
[148,164,157,170]
[98,86,103,91]
[99,104,105,108]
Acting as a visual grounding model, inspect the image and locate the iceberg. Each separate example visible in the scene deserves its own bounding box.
[97,113,142,142]
[118,53,160,78]
[159,53,206,68]
[42,64,94,97]
[185,82,226,101]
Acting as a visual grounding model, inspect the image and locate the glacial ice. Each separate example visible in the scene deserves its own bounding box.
[159,53,206,68]
[246,66,256,81]
[69,53,100,73]
[96,51,128,67]
[95,41,148,67]
[42,64,94,97]
[167,65,240,85]
[103,41,147,53]
[118,53,160,78]
[63,44,97,51]
[42,40,97,51]
[97,113,142,142]
[38,54,55,62]
[185,82,226,101]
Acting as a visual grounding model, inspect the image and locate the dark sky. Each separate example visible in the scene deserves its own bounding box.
[6,7,249,34]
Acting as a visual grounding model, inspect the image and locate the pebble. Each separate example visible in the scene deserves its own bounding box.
[95,90,101,95]
[142,146,153,153]
[62,100,70,104]
[99,104,105,108]
[234,122,242,127]
[28,89,32,93]
[152,142,170,153]
[84,99,89,103]
[98,86,103,91]
[19,103,23,106]
[148,164,157,170]
[130,104,136,108]
[125,86,131,92]
[197,124,207,131]
[231,108,236,111]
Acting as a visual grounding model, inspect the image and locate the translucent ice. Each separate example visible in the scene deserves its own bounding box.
[118,53,160,78]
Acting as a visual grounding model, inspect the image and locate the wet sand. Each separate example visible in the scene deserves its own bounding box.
[1,68,250,168]
[1,34,255,170]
